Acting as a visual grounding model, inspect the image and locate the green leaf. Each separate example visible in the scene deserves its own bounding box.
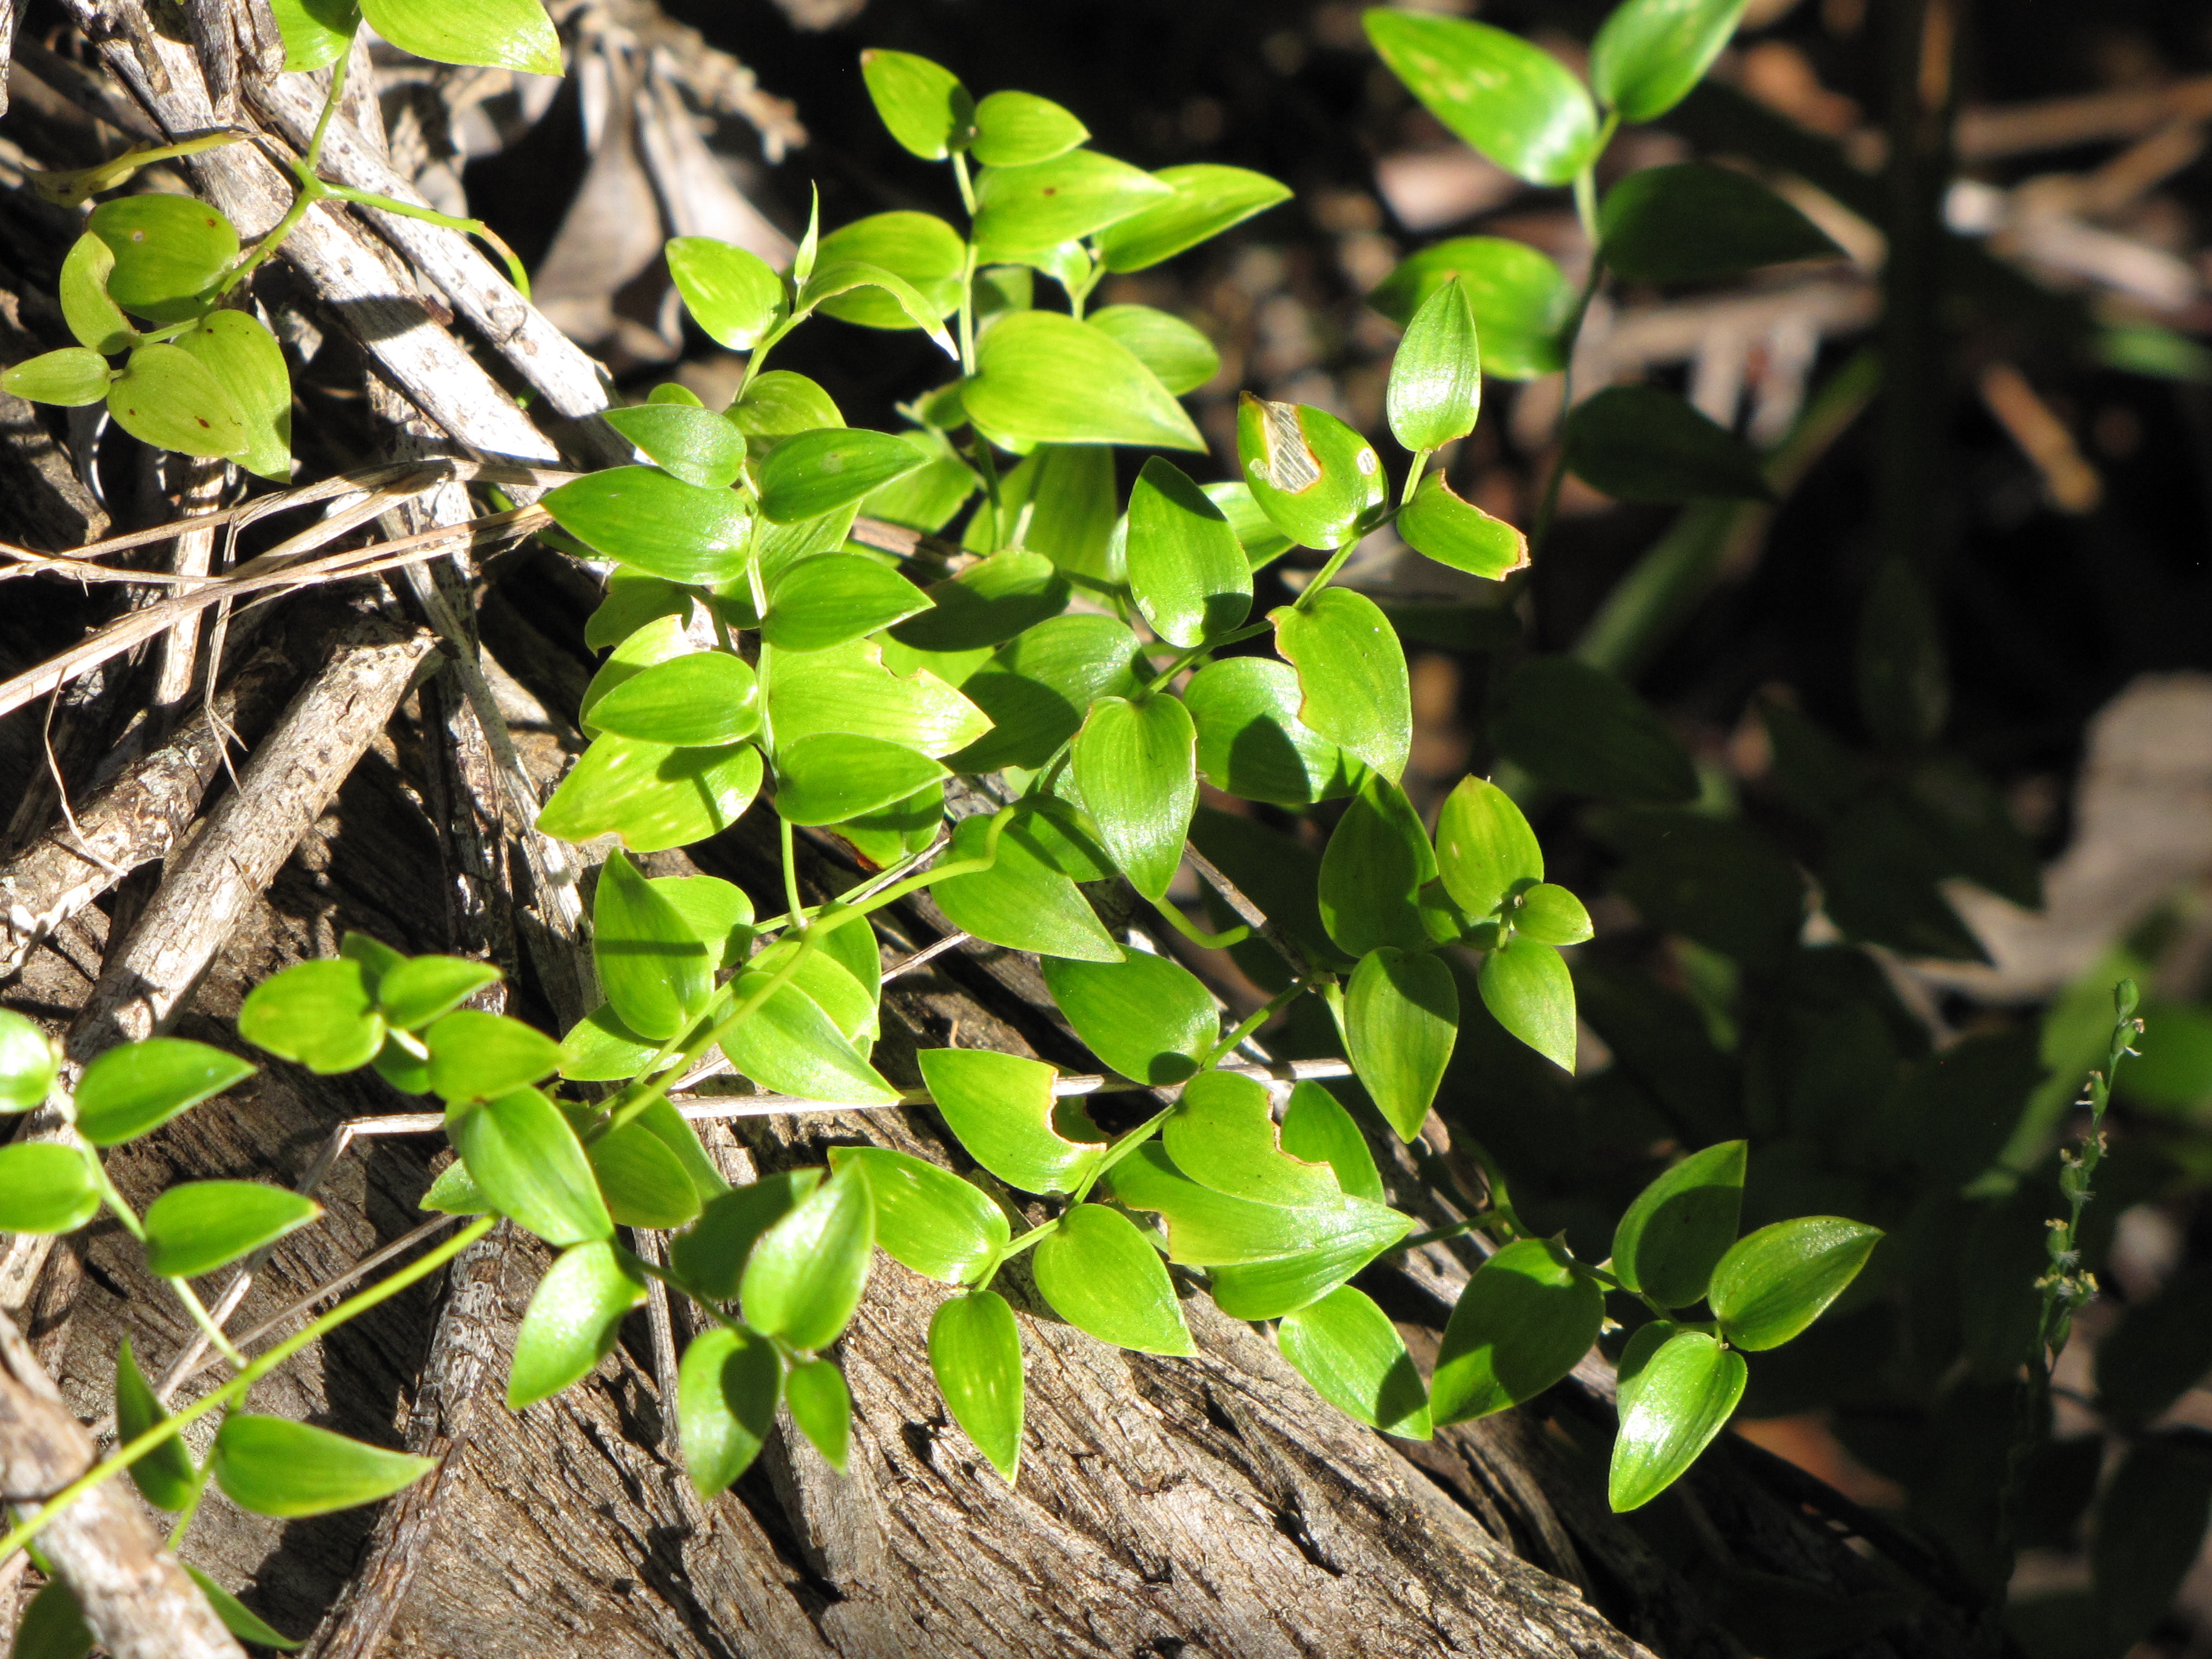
[1105,1142,1409,1266]
[269,0,359,72]
[860,49,974,159]
[767,1356,843,1475]
[143,1180,319,1278]
[1094,163,1293,272]
[1478,937,1577,1073]
[542,466,751,584]
[537,734,763,853]
[862,429,977,532]
[836,780,947,867]
[965,310,1204,451]
[1280,1285,1430,1437]
[1510,882,1594,946]
[797,260,958,358]
[506,1239,647,1408]
[1164,1068,1338,1208]
[1345,948,1459,1141]
[1073,694,1198,901]
[1273,588,1410,783]
[373,956,501,1030]
[672,1322,780,1495]
[1086,305,1220,397]
[372,1033,432,1096]
[58,231,135,354]
[1365,10,1599,186]
[970,89,1089,167]
[106,344,246,458]
[74,1037,254,1147]
[828,1146,1007,1285]
[0,1143,101,1235]
[1491,655,1698,803]
[183,1565,304,1652]
[1590,0,1748,122]
[212,1415,436,1517]
[1431,1238,1603,1424]
[1207,1235,1390,1321]
[1125,457,1250,648]
[602,403,747,489]
[357,0,560,73]
[90,194,239,323]
[1397,472,1528,581]
[1387,278,1481,453]
[731,370,843,442]
[759,429,931,527]
[1611,1140,1746,1308]
[1318,770,1435,956]
[813,213,965,330]
[588,1119,704,1228]
[585,572,690,652]
[950,614,1144,772]
[1236,397,1386,551]
[930,1289,1025,1478]
[114,1338,196,1512]
[1042,953,1216,1087]
[1368,238,1571,380]
[15,1580,92,1659]
[891,551,1068,654]
[1033,1202,1193,1355]
[772,733,948,827]
[973,150,1173,256]
[1279,1081,1384,1204]
[917,1047,1107,1196]
[1566,385,1772,503]
[0,1010,56,1111]
[1434,776,1542,921]
[1607,1329,1747,1511]
[742,1159,874,1350]
[419,1158,491,1215]
[1184,657,1355,808]
[765,636,991,757]
[426,1010,565,1103]
[931,810,1123,963]
[450,1085,612,1245]
[238,957,384,1074]
[2,347,111,407]
[667,236,786,352]
[1600,164,1838,283]
[174,310,292,481]
[763,554,931,652]
[720,971,900,1107]
[1709,1216,1881,1350]
[670,1170,821,1301]
[1204,481,1295,570]
[587,653,761,748]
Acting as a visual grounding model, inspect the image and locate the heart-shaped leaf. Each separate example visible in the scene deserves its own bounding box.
[1126,457,1250,648]
[75,1038,254,1147]
[829,1145,1008,1285]
[1387,277,1482,453]
[950,614,1144,772]
[357,0,561,75]
[1510,882,1593,946]
[1164,1068,1338,1207]
[238,957,385,1074]
[1236,397,1387,551]
[974,150,1173,256]
[1607,1329,1747,1511]
[971,89,1089,167]
[1435,775,1543,919]
[1610,1140,1747,1310]
[589,1118,704,1229]
[773,733,948,826]
[59,232,134,354]
[930,1289,1025,1478]
[90,194,238,323]
[1274,588,1411,782]
[372,956,501,1031]
[426,1010,565,1103]
[1709,1216,1882,1350]
[508,1239,648,1407]
[143,1180,320,1278]
[917,1047,1107,1196]
[1397,472,1527,580]
[0,1143,100,1235]
[1043,951,1218,1088]
[742,1159,874,1350]
[538,736,763,853]
[1105,1143,1407,1267]
[813,213,965,330]
[720,971,900,1107]
[964,310,1203,451]
[677,1323,782,1494]
[1086,305,1220,396]
[1318,770,1435,957]
[1600,163,1838,284]
[212,1415,436,1517]
[586,652,761,747]
[602,403,748,488]
[1364,10,1598,185]
[173,310,292,481]
[0,1011,55,1113]
[892,551,1070,653]
[1094,164,1292,272]
[860,49,974,159]
[449,1085,612,1245]
[1279,1081,1384,1202]
[763,553,932,650]
[931,810,1123,963]
[1073,694,1198,902]
[1280,1285,1430,1437]
[1345,947,1459,1141]
[759,429,931,525]
[2,347,111,407]
[667,236,785,350]
[114,1338,196,1512]
[669,1170,822,1301]
[1590,0,1749,122]
[107,344,246,458]
[785,1356,851,1472]
[1477,936,1577,1073]
[1367,237,1572,380]
[542,466,752,585]
[1184,656,1356,807]
[1032,1202,1193,1355]
[765,637,991,757]
[1432,1238,1603,1424]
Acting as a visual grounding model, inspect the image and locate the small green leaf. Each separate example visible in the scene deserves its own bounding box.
[759,429,931,526]
[238,957,385,1073]
[1431,1239,1603,1424]
[1318,770,1435,957]
[1236,396,1387,551]
[670,1170,822,1301]
[651,875,754,974]
[1273,588,1411,782]
[372,1033,432,1096]
[1590,0,1748,122]
[1033,1202,1193,1355]
[0,1010,58,1110]
[916,1047,1106,1196]
[589,654,761,749]
[1184,657,1356,807]
[1397,472,1528,580]
[1367,238,1572,380]
[1043,953,1217,1087]
[373,956,501,1030]
[15,1579,92,1659]
[1600,164,1838,283]
[931,1289,1025,1478]
[603,403,747,489]
[115,1337,196,1511]
[74,1037,254,1147]
[813,213,965,330]
[269,0,359,72]
[1207,1236,1390,1321]
[1607,1329,1747,1511]
[860,49,974,159]
[720,971,900,1107]
[1491,655,1699,803]
[1709,1216,1882,1350]
[143,1180,319,1278]
[588,1119,703,1229]
[971,89,1089,167]
[58,232,136,355]
[1073,694,1198,902]
[1094,163,1292,272]
[931,810,1124,963]
[1509,882,1593,946]
[358,0,561,73]
[1126,457,1250,648]
[773,732,948,826]
[1086,305,1220,396]
[1345,947,1458,1141]
[828,1146,1008,1285]
[106,344,246,458]
[1365,10,1599,185]
[1279,1081,1384,1204]
[1612,1141,1747,1309]
[212,1415,436,1517]
[742,1159,874,1350]
[340,931,407,988]
[974,150,1173,256]
[542,466,751,585]
[593,851,709,1043]
[763,554,931,652]
[90,194,238,323]
[182,1566,304,1652]
[1387,278,1481,453]
[675,1322,780,1493]
[1204,481,1295,570]
[1164,1068,1338,1208]
[667,236,785,350]
[731,369,843,441]
[507,1239,648,1408]
[1105,1142,1408,1267]
[786,1357,852,1472]
[174,310,292,481]
[950,614,1144,773]
[1566,384,1772,503]
[537,734,763,853]
[765,636,991,757]
[2,347,111,407]
[1280,1284,1430,1437]
[0,1144,100,1235]
[426,1009,565,1103]
[1478,936,1577,1073]
[891,551,1069,654]
[965,311,1204,451]
[419,1158,491,1215]
[585,572,690,652]
[449,1085,613,1245]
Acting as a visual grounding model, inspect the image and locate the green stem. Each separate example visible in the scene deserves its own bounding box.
[1150,896,1250,952]
[973,1216,1059,1287]
[780,815,806,934]
[1292,541,1359,612]
[1201,984,1304,1069]
[950,152,978,218]
[970,437,1005,553]
[170,1279,247,1370]
[1070,1108,1173,1205]
[956,241,980,377]
[1527,198,1613,561]
[320,186,533,298]
[0,1215,497,1568]
[1401,447,1433,511]
[1395,1213,1498,1253]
